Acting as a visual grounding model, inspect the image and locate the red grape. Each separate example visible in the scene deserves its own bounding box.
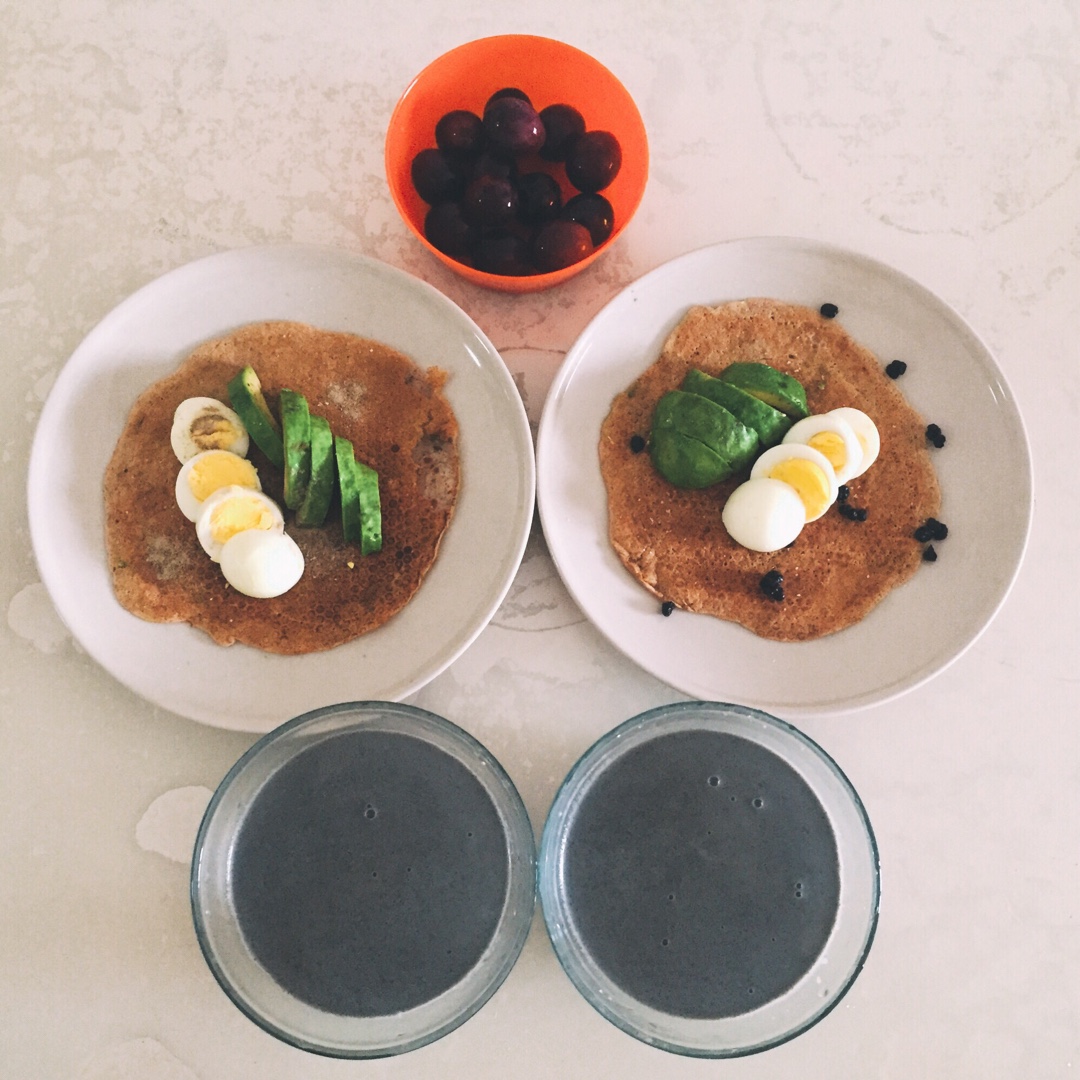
[461,174,518,228]
[470,149,517,182]
[483,96,546,155]
[538,103,585,162]
[565,130,622,193]
[424,201,475,262]
[435,110,485,155]
[561,192,614,245]
[517,171,562,225]
[531,219,593,273]
[486,87,531,106]
[472,231,532,276]
[410,148,466,204]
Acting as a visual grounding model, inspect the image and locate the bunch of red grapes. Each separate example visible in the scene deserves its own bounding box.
[410,88,623,277]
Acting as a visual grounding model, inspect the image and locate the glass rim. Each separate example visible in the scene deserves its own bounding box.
[537,700,880,1058]
[190,700,537,1058]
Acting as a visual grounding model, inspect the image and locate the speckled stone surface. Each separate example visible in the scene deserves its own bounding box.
[3,2,1078,1077]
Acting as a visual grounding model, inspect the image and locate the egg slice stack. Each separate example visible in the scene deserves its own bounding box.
[171,397,305,598]
[722,407,880,552]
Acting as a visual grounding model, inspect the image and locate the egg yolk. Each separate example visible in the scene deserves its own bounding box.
[766,458,833,519]
[186,452,259,503]
[806,431,848,472]
[189,411,244,451]
[206,495,279,545]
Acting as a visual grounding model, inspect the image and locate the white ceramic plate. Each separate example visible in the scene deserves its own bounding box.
[536,237,1032,716]
[29,245,535,732]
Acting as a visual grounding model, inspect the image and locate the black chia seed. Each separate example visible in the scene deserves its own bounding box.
[819,303,839,319]
[838,502,867,521]
[661,601,675,617]
[915,517,948,542]
[759,569,785,602]
[885,360,907,379]
[629,434,646,454]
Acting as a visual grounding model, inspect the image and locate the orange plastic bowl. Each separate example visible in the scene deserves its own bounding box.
[386,35,649,293]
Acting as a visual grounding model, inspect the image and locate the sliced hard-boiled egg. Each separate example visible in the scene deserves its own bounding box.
[219,529,305,598]
[195,485,284,562]
[175,449,261,522]
[722,477,807,552]
[782,412,863,484]
[750,443,839,522]
[171,397,249,463]
[828,407,880,478]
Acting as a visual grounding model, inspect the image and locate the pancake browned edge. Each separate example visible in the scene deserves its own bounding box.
[599,299,941,641]
[104,320,460,654]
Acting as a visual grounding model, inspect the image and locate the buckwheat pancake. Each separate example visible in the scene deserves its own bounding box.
[599,299,941,641]
[104,321,459,654]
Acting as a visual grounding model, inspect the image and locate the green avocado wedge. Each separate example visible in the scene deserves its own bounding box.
[354,459,383,555]
[226,365,284,469]
[280,390,312,510]
[682,369,792,448]
[649,427,734,488]
[717,361,810,420]
[334,435,363,545]
[333,435,382,553]
[295,414,334,527]
[650,389,760,488]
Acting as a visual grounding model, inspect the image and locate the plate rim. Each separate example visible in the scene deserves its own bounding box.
[28,242,536,732]
[535,234,1034,716]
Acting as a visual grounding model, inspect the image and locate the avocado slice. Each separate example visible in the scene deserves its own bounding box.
[717,362,810,420]
[649,427,734,488]
[354,459,383,555]
[682,369,792,448]
[280,390,312,510]
[333,436,383,552]
[226,365,284,469]
[649,390,760,488]
[334,435,363,544]
[295,414,335,527]
[652,390,759,473]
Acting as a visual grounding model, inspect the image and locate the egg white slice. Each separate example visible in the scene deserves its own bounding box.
[175,449,261,522]
[722,477,806,552]
[782,413,863,484]
[195,485,285,562]
[750,443,839,522]
[219,529,305,598]
[828,407,880,478]
[171,397,250,463]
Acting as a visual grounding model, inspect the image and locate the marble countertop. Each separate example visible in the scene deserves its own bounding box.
[3,2,1078,1077]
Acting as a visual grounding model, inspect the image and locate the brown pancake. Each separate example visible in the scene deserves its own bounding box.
[599,299,941,641]
[104,320,459,654]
